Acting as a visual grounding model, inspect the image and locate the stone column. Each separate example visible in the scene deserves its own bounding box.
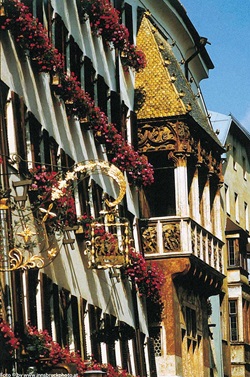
[174,154,189,217]
[212,185,223,240]
[189,167,200,223]
[201,175,211,231]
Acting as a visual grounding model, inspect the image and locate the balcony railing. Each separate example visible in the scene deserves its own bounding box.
[140,216,224,274]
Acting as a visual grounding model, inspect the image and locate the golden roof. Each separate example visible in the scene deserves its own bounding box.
[135,15,187,119]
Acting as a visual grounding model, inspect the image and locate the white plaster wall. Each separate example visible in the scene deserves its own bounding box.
[0,0,148,340]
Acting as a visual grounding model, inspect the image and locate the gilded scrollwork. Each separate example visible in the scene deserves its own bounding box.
[138,123,176,152]
[175,121,192,152]
[84,212,132,269]
[138,120,193,154]
[194,139,223,184]
[163,223,180,252]
[138,119,223,183]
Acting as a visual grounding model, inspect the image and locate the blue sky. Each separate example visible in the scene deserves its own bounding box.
[183,1,250,130]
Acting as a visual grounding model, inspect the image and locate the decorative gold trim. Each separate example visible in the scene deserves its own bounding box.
[63,160,126,208]
[84,211,132,269]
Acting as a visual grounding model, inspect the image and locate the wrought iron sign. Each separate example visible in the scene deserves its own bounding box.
[84,210,132,269]
[0,160,131,271]
[0,185,61,271]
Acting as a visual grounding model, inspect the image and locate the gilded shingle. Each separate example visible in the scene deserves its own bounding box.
[135,15,223,146]
[135,15,187,119]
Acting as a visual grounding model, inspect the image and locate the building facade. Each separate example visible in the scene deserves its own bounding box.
[210,112,250,377]
[134,6,229,377]
[0,1,231,377]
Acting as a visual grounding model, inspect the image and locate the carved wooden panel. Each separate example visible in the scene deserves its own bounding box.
[142,226,158,254]
[163,223,180,252]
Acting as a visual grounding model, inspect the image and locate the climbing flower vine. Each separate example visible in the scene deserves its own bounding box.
[2,0,154,187]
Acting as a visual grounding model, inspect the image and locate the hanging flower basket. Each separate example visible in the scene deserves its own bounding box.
[2,0,154,187]
[0,320,19,367]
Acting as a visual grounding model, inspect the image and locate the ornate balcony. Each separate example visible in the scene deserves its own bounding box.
[140,216,224,274]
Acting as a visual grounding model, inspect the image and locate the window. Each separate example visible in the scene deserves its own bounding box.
[243,156,247,180]
[130,110,138,150]
[229,300,238,341]
[91,181,104,218]
[41,273,53,334]
[28,113,42,168]
[227,238,240,267]
[41,130,59,170]
[89,305,102,362]
[33,0,44,25]
[186,306,197,339]
[113,0,123,14]
[124,3,133,44]
[60,149,75,172]
[143,152,176,217]
[69,36,83,81]
[71,296,81,351]
[97,75,109,114]
[227,237,248,270]
[149,327,162,357]
[225,184,230,215]
[84,57,96,100]
[233,146,237,170]
[28,269,39,327]
[234,192,239,223]
[77,177,91,217]
[245,202,249,232]
[59,288,70,347]
[111,91,121,131]
[10,91,28,173]
[53,14,68,70]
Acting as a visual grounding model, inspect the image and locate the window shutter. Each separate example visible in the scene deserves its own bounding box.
[111,91,121,131]
[53,284,62,345]
[89,304,102,362]
[97,75,108,114]
[106,315,117,366]
[12,270,25,337]
[11,92,28,173]
[27,269,39,327]
[59,288,70,347]
[130,110,138,150]
[42,129,51,166]
[29,113,42,167]
[84,57,96,100]
[124,3,133,44]
[41,273,52,334]
[71,296,81,352]
[80,298,88,359]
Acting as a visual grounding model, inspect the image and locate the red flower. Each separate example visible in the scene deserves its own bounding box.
[125,249,165,304]
[2,0,153,187]
[28,167,76,230]
[80,0,146,72]
[0,320,20,354]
